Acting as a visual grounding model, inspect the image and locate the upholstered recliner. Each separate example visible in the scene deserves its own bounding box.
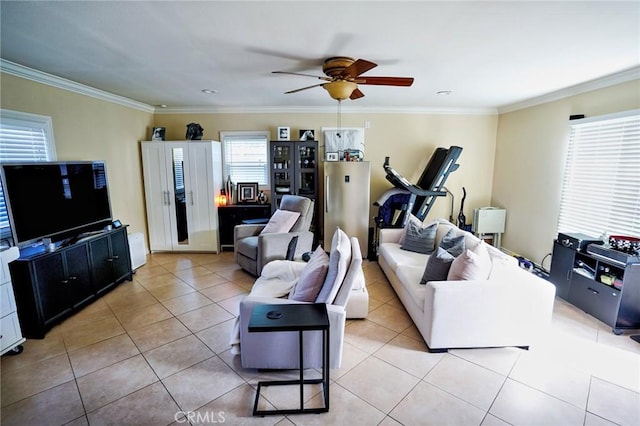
[231,231,364,370]
[234,195,315,277]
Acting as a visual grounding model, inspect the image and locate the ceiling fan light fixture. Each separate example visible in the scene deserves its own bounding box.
[323,81,357,101]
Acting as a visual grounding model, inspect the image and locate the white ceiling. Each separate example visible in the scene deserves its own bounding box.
[1,1,639,113]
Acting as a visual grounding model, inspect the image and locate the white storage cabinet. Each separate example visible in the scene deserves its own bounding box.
[1,247,24,355]
[141,141,222,252]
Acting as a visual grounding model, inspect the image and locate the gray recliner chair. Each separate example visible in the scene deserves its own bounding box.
[234,195,315,276]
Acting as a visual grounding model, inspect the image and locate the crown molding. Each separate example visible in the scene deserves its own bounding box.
[0,59,155,113]
[6,58,634,117]
[154,104,497,115]
[498,66,640,114]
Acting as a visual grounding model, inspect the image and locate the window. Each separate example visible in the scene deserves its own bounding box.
[0,109,57,240]
[220,131,269,186]
[557,109,640,238]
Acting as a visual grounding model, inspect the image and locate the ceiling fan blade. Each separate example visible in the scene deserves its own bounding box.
[273,71,331,81]
[341,59,377,78]
[284,83,325,94]
[350,88,365,100]
[358,76,414,86]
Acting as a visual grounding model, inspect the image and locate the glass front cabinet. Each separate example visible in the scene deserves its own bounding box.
[269,140,318,235]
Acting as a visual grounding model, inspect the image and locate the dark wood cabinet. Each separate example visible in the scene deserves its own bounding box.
[549,242,575,300]
[269,140,318,237]
[218,205,271,250]
[9,227,133,338]
[549,241,640,333]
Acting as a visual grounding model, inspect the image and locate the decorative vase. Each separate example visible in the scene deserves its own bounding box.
[257,190,267,205]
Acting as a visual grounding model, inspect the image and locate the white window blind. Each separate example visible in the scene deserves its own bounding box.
[557,109,640,238]
[220,131,269,185]
[0,109,56,240]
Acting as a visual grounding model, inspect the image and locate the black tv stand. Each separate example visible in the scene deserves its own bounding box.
[9,226,133,338]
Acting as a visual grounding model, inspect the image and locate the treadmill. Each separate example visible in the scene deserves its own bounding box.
[376,145,462,228]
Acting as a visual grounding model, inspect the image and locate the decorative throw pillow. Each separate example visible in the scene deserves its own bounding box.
[420,247,455,284]
[285,236,298,260]
[447,241,492,281]
[439,228,465,257]
[289,246,329,302]
[260,210,300,234]
[401,220,438,255]
[315,227,351,303]
[398,214,422,245]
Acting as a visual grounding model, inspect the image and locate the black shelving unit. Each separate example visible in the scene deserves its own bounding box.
[549,240,640,334]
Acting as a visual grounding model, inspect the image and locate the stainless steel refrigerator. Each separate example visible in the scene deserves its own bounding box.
[323,161,371,257]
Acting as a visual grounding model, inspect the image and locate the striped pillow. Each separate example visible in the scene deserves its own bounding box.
[401,220,438,254]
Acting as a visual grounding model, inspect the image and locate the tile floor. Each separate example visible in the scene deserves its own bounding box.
[1,251,639,425]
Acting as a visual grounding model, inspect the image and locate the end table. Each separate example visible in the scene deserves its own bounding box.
[248,303,330,416]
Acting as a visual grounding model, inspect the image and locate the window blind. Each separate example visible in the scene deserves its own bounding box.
[557,110,640,238]
[0,110,56,240]
[221,132,269,185]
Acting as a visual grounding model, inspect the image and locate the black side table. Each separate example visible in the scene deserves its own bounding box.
[248,303,330,416]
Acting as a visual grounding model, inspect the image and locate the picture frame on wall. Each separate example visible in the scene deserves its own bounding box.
[277,126,290,141]
[237,182,259,203]
[299,129,315,141]
[326,152,339,161]
[151,127,165,141]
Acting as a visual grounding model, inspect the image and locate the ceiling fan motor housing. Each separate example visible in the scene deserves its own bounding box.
[322,56,356,77]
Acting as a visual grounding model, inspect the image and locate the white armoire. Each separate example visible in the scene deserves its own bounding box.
[141,140,222,252]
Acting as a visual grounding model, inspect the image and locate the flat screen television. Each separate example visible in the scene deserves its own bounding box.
[0,161,113,248]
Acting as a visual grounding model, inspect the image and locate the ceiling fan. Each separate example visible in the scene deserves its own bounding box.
[273,56,414,101]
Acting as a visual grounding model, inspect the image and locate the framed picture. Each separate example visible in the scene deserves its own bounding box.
[237,182,259,203]
[151,127,165,141]
[277,126,290,141]
[326,152,339,161]
[299,129,315,141]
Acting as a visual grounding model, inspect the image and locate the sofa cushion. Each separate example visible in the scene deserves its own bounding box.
[447,241,492,281]
[378,243,429,272]
[401,220,438,255]
[289,246,329,302]
[315,227,351,303]
[399,214,420,245]
[439,228,466,257]
[260,209,300,234]
[333,237,363,307]
[420,247,455,284]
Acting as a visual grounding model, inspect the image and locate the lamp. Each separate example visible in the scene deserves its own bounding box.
[217,189,228,206]
[323,81,357,101]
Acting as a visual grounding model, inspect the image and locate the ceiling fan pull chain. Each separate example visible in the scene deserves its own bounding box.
[337,100,342,138]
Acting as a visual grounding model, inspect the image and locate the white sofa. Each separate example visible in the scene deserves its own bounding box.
[378,219,556,352]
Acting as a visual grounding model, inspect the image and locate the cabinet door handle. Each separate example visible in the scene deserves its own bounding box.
[69,276,77,281]
[587,287,599,295]
[190,190,194,206]
[61,279,69,284]
[325,176,330,213]
[112,255,119,260]
[106,258,114,262]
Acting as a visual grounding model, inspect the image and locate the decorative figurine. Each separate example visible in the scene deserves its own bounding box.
[186,123,204,140]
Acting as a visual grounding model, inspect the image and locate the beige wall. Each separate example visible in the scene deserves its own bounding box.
[0,73,154,237]
[154,112,499,231]
[9,69,635,262]
[493,79,640,267]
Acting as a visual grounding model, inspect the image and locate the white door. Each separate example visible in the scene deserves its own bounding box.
[184,142,219,252]
[141,142,173,251]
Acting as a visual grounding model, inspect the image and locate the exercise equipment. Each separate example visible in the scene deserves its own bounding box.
[375,146,462,228]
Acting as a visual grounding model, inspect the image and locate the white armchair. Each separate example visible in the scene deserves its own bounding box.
[232,234,364,370]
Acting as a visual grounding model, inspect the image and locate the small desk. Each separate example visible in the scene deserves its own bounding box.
[248,303,330,416]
